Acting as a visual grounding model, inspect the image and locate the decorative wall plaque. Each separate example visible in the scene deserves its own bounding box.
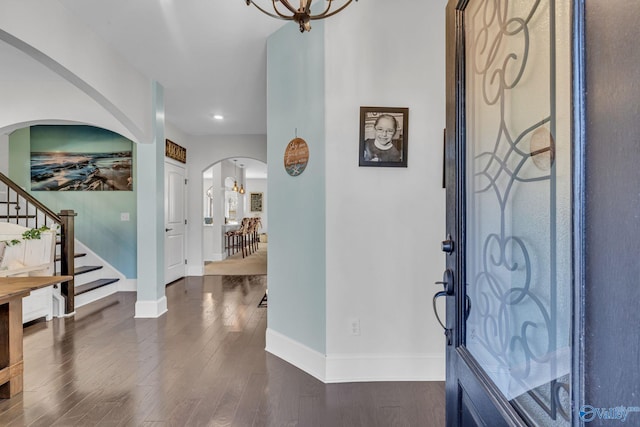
[250,192,263,212]
[165,139,186,163]
[284,137,309,176]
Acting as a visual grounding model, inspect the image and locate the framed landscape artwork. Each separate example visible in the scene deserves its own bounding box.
[30,126,133,191]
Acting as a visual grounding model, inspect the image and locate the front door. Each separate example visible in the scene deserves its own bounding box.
[165,161,186,284]
[440,1,574,425]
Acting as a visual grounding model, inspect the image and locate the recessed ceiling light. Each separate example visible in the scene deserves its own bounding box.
[213,114,224,120]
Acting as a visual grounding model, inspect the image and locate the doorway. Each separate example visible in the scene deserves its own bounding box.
[201,158,267,267]
[165,160,187,284]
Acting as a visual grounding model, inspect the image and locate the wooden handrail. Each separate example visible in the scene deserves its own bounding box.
[0,173,61,222]
[0,172,76,314]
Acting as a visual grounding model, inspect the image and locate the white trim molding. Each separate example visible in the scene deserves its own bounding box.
[117,279,137,292]
[266,328,445,383]
[265,328,326,382]
[75,282,118,309]
[325,353,445,383]
[187,264,204,276]
[135,296,168,318]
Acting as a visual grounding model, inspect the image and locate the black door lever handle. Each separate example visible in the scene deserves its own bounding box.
[432,290,448,330]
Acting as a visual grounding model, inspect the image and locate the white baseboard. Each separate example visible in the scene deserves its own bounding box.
[135,296,168,318]
[117,278,137,292]
[265,328,326,382]
[207,252,224,262]
[325,353,445,383]
[187,265,204,276]
[266,328,445,383]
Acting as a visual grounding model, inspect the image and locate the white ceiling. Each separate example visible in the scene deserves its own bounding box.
[203,157,267,180]
[233,157,268,180]
[56,0,286,136]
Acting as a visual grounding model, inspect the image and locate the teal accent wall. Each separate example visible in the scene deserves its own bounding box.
[267,21,326,353]
[9,126,137,278]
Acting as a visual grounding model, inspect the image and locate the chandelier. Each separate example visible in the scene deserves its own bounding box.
[245,0,357,33]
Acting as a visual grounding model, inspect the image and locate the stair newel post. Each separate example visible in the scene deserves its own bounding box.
[59,209,77,314]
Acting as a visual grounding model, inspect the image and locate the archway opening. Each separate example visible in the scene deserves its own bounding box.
[201,157,267,271]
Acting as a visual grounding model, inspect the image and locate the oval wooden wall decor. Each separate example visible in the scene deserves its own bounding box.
[284,137,309,176]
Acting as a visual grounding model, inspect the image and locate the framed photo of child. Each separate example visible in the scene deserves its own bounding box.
[359,106,409,168]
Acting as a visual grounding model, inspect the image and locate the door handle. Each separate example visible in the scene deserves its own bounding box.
[435,269,454,295]
[465,294,471,321]
[433,269,454,331]
[432,292,471,328]
[432,291,448,330]
[165,228,173,232]
[433,269,455,346]
[432,269,472,347]
[432,290,452,346]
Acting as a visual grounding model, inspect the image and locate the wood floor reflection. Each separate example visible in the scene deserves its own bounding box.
[0,276,445,426]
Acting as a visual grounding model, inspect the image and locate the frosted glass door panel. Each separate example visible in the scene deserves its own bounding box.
[464,0,572,424]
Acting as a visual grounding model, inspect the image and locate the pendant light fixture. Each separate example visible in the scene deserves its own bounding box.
[239,163,246,194]
[245,0,357,33]
[232,160,239,192]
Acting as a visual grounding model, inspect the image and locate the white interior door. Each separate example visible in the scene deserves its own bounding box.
[165,161,186,284]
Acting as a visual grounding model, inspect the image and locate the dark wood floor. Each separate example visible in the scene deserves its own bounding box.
[0,276,445,426]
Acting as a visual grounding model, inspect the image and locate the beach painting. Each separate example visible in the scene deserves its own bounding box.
[30,126,133,191]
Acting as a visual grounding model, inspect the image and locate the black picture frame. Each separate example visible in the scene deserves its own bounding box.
[359,106,409,168]
[250,192,263,212]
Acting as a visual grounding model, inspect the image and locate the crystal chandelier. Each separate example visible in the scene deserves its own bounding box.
[245,0,357,33]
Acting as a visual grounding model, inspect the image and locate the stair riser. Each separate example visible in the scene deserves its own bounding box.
[72,268,108,287]
[75,282,119,308]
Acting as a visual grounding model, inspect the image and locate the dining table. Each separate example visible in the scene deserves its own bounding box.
[0,275,72,398]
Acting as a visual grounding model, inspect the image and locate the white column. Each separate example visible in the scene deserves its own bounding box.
[135,81,166,318]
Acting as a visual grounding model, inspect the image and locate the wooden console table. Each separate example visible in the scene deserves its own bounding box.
[0,276,72,398]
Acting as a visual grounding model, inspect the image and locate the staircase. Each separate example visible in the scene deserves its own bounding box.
[65,239,122,308]
[1,172,121,315]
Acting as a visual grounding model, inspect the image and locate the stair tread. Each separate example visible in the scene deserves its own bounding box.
[74,265,103,275]
[0,215,37,219]
[55,253,87,261]
[75,278,119,296]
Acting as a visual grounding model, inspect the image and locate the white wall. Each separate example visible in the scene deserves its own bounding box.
[0,3,159,314]
[221,160,245,222]
[323,0,447,381]
[202,176,215,261]
[0,1,152,143]
[185,134,267,275]
[264,0,447,382]
[0,133,8,174]
[246,178,268,233]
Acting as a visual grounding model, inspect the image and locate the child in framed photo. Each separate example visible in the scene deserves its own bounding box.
[359,107,409,167]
